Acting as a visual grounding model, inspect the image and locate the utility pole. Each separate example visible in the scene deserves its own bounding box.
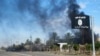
[91,16,96,56]
[30,35,32,51]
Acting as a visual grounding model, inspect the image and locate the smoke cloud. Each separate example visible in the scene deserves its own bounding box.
[67,0,80,25]
[17,0,70,35]
[0,0,70,46]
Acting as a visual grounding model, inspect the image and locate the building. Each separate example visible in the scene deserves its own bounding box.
[97,37,100,42]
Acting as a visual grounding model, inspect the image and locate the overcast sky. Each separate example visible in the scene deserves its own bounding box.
[0,0,100,47]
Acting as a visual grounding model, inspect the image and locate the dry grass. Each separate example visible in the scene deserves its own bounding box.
[49,51,100,56]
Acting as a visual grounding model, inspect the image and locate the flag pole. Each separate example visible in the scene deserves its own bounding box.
[91,16,96,56]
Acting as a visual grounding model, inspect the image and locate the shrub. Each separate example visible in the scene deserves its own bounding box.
[95,42,100,51]
[73,44,79,51]
[51,45,59,51]
[86,44,92,51]
[62,45,68,50]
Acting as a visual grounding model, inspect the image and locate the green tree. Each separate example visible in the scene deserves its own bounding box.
[46,32,60,46]
[50,32,58,43]
[25,39,32,45]
[34,38,41,44]
[64,33,73,44]
[64,33,74,53]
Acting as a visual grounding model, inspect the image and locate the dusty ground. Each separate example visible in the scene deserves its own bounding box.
[0,51,99,56]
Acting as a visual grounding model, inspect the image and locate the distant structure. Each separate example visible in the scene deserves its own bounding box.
[96,37,100,42]
[58,43,67,52]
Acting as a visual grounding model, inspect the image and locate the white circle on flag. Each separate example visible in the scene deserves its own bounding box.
[78,19,82,26]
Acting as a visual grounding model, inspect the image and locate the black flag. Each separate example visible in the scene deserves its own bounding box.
[71,14,90,29]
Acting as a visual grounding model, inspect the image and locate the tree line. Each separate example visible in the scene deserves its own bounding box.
[1,31,99,52]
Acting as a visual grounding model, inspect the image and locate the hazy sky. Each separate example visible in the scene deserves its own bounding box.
[0,0,100,47]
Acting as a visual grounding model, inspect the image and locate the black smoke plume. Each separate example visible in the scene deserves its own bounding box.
[17,0,69,35]
[68,0,80,25]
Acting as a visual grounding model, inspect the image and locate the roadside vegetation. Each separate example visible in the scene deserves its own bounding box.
[0,32,100,56]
